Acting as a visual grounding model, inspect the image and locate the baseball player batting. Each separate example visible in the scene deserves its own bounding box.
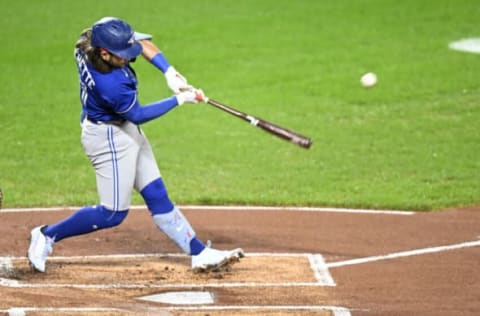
[27,17,244,273]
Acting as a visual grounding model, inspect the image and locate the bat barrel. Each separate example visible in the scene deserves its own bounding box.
[257,120,312,149]
[206,98,313,149]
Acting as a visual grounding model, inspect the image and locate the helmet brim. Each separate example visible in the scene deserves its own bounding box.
[134,31,152,41]
[108,41,142,59]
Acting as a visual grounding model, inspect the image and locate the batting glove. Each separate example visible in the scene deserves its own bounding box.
[176,88,206,105]
[165,66,192,94]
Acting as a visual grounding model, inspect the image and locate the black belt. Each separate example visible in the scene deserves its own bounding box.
[86,117,126,126]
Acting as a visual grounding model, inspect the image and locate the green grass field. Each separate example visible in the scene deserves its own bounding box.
[1,0,479,210]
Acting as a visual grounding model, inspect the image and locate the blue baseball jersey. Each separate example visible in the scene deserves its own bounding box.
[74,48,138,122]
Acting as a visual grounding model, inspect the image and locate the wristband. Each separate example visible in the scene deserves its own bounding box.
[151,53,170,73]
[175,94,185,106]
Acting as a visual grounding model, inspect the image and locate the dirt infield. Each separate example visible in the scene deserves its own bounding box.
[0,206,479,315]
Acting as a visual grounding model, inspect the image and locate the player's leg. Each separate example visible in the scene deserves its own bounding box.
[28,122,138,272]
[41,205,128,242]
[135,132,244,272]
[47,122,138,237]
[139,178,205,255]
[28,205,128,272]
[133,131,205,254]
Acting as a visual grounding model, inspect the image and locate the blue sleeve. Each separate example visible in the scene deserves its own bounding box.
[150,53,170,73]
[121,96,179,124]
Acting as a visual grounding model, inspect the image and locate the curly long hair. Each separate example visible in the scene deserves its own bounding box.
[75,28,112,73]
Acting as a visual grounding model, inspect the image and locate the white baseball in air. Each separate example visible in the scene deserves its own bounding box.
[360,72,377,88]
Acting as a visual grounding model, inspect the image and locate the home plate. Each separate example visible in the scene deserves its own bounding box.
[137,291,215,305]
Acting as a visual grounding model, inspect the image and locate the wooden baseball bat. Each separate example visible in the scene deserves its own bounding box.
[205,98,312,149]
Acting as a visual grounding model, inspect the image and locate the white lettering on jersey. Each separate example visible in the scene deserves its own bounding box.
[74,48,95,89]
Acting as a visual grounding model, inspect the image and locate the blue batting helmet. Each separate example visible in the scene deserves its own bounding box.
[91,17,142,59]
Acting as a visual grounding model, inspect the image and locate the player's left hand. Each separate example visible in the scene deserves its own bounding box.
[164,66,192,93]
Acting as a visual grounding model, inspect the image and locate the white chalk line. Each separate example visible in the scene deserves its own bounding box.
[4,251,326,261]
[164,305,352,316]
[0,205,415,215]
[327,239,480,268]
[0,257,13,272]
[0,252,335,288]
[308,254,336,286]
[3,307,122,314]
[1,305,352,316]
[0,281,325,289]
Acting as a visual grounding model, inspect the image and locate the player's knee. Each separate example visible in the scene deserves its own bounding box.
[96,205,129,229]
[140,178,174,215]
